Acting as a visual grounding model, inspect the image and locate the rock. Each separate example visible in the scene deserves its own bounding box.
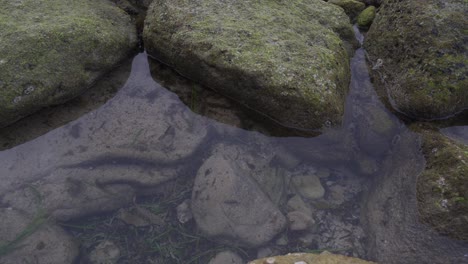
[362,130,468,263]
[441,126,468,145]
[89,240,120,264]
[357,6,376,28]
[0,0,137,127]
[248,252,376,264]
[415,126,468,240]
[287,211,315,231]
[257,247,280,259]
[364,0,468,119]
[176,199,193,224]
[329,0,366,21]
[287,195,313,217]
[0,54,209,221]
[0,208,78,264]
[356,0,382,7]
[191,143,287,247]
[291,174,325,200]
[208,251,243,264]
[144,0,357,130]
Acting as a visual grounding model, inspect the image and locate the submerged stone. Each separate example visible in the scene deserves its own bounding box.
[143,0,357,130]
[191,143,286,247]
[364,0,468,119]
[0,0,137,127]
[0,208,78,264]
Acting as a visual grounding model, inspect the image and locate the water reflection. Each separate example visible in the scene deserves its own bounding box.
[1,48,467,264]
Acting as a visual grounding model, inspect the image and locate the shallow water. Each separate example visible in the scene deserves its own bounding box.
[1,28,467,263]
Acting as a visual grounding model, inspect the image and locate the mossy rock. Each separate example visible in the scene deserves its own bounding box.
[414,125,468,240]
[364,0,468,119]
[357,6,376,28]
[143,0,357,130]
[248,252,376,264]
[0,0,137,127]
[329,0,366,21]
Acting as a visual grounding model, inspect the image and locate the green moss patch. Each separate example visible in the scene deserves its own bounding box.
[144,0,356,130]
[0,0,137,127]
[364,0,468,119]
[414,124,468,240]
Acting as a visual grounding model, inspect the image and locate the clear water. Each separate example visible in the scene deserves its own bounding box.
[0,28,467,264]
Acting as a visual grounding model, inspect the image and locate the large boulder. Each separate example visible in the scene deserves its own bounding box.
[143,0,357,130]
[415,126,468,241]
[364,0,468,119]
[0,0,137,127]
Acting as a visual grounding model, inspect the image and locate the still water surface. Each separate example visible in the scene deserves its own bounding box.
[0,28,467,264]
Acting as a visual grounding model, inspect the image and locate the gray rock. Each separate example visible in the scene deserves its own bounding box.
[291,174,325,200]
[144,0,357,130]
[89,240,120,264]
[176,199,193,224]
[0,54,209,221]
[0,0,137,127]
[192,143,286,247]
[287,195,313,217]
[287,211,315,231]
[0,208,78,264]
[208,251,243,264]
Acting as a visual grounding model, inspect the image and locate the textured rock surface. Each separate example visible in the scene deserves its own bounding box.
[365,0,468,119]
[362,130,468,264]
[192,143,287,247]
[0,0,137,127]
[248,252,375,264]
[144,0,357,130]
[208,251,243,264]
[0,208,79,264]
[357,6,376,28]
[329,0,366,20]
[415,126,468,241]
[0,54,209,260]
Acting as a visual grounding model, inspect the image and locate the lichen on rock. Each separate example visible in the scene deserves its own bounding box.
[414,124,468,241]
[364,0,468,119]
[0,0,137,127]
[143,0,357,130]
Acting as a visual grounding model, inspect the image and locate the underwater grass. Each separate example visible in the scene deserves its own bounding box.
[0,209,48,256]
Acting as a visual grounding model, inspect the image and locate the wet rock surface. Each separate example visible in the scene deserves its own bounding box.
[0,208,79,264]
[365,0,468,119]
[191,143,287,247]
[328,0,366,21]
[0,0,137,127]
[1,22,467,264]
[415,126,468,241]
[0,54,209,262]
[144,0,356,130]
[362,130,468,264]
[208,250,243,264]
[248,252,375,264]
